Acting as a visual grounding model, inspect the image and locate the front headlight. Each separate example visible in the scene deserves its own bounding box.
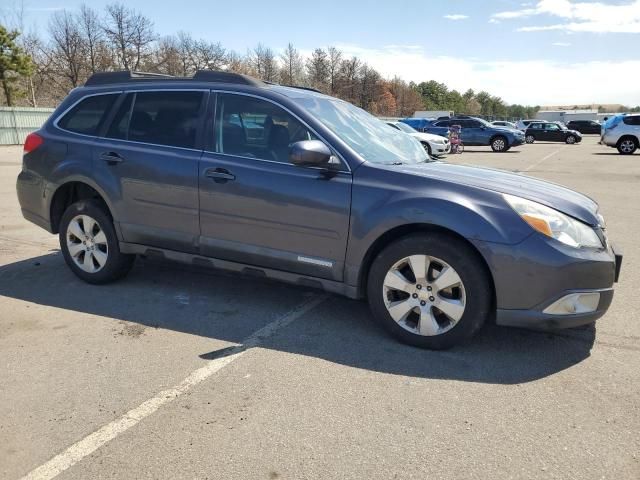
[503,194,603,248]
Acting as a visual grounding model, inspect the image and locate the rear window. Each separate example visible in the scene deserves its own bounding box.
[57,94,118,135]
[105,91,204,149]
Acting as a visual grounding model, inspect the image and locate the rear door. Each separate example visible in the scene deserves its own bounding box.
[198,92,352,281]
[94,89,207,252]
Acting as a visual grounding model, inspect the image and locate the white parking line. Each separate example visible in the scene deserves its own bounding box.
[20,294,328,480]
[522,147,564,172]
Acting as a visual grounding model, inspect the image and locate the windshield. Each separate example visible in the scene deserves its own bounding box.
[395,122,417,134]
[293,97,429,164]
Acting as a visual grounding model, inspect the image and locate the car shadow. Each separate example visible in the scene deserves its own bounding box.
[0,252,595,385]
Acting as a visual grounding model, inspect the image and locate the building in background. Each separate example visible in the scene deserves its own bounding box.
[537,109,599,123]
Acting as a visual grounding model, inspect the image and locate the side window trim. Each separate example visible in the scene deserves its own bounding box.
[53,91,123,138]
[209,89,351,173]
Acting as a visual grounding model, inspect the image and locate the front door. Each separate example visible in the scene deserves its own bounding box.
[198,92,352,281]
[94,90,206,252]
[544,123,563,141]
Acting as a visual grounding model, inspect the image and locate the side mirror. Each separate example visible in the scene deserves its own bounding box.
[289,140,332,167]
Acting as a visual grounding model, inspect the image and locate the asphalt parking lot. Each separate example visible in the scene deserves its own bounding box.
[1,137,638,480]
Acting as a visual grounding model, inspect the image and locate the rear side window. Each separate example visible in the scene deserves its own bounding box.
[57,94,118,135]
[105,91,204,149]
[623,116,640,126]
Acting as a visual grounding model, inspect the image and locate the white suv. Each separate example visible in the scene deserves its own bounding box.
[601,114,640,154]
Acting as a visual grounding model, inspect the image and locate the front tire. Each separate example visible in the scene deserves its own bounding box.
[566,135,577,144]
[617,137,638,155]
[491,136,508,152]
[59,200,135,284]
[525,134,535,144]
[367,234,492,349]
[421,142,432,157]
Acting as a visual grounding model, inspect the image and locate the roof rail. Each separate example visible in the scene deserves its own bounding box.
[191,70,264,86]
[85,71,174,86]
[283,84,323,94]
[85,70,264,87]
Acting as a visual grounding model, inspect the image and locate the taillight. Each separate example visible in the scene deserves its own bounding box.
[23,132,43,154]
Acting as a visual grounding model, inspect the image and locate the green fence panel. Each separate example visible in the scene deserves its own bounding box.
[0,107,55,145]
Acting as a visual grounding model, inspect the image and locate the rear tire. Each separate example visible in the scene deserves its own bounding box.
[59,200,134,284]
[491,135,508,152]
[617,136,638,155]
[367,233,492,349]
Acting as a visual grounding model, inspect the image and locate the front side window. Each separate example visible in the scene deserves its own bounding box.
[58,94,118,135]
[215,93,317,163]
[105,91,203,149]
[545,124,560,131]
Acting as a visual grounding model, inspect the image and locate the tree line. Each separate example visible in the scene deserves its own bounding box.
[6,2,628,120]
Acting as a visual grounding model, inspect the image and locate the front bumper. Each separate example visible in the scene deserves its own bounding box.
[496,288,614,330]
[473,234,621,330]
[432,142,450,155]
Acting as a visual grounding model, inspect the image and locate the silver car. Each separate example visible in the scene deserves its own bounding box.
[601,114,640,154]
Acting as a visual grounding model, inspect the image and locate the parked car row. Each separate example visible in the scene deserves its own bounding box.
[400,115,525,152]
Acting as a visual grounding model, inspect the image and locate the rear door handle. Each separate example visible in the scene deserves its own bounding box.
[100,151,124,164]
[205,168,235,183]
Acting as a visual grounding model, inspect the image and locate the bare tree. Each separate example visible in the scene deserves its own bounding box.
[279,42,303,85]
[337,56,361,104]
[306,48,329,92]
[248,43,278,81]
[48,10,84,88]
[327,46,342,95]
[78,4,108,74]
[191,39,226,71]
[226,50,251,75]
[103,3,155,70]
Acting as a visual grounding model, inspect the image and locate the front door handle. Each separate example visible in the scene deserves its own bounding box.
[100,151,124,164]
[205,168,235,183]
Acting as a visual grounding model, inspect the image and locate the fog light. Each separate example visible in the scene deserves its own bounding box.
[543,293,600,315]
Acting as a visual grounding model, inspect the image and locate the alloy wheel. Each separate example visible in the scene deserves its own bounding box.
[493,138,505,151]
[66,214,108,273]
[382,255,466,336]
[525,135,535,143]
[566,136,576,144]
[620,139,636,153]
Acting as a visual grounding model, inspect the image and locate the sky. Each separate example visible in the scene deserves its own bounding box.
[7,0,640,106]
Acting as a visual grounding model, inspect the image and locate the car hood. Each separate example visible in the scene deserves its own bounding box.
[397,161,600,225]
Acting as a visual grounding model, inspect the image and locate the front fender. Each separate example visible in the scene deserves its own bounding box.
[344,164,533,286]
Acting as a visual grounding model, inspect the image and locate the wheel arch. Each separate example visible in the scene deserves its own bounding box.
[49,180,115,234]
[356,223,496,311]
[489,133,509,146]
[617,134,639,147]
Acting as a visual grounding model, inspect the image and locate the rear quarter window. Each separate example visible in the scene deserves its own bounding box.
[57,94,119,135]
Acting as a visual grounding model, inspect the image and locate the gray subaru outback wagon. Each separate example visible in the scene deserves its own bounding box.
[17,71,622,349]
